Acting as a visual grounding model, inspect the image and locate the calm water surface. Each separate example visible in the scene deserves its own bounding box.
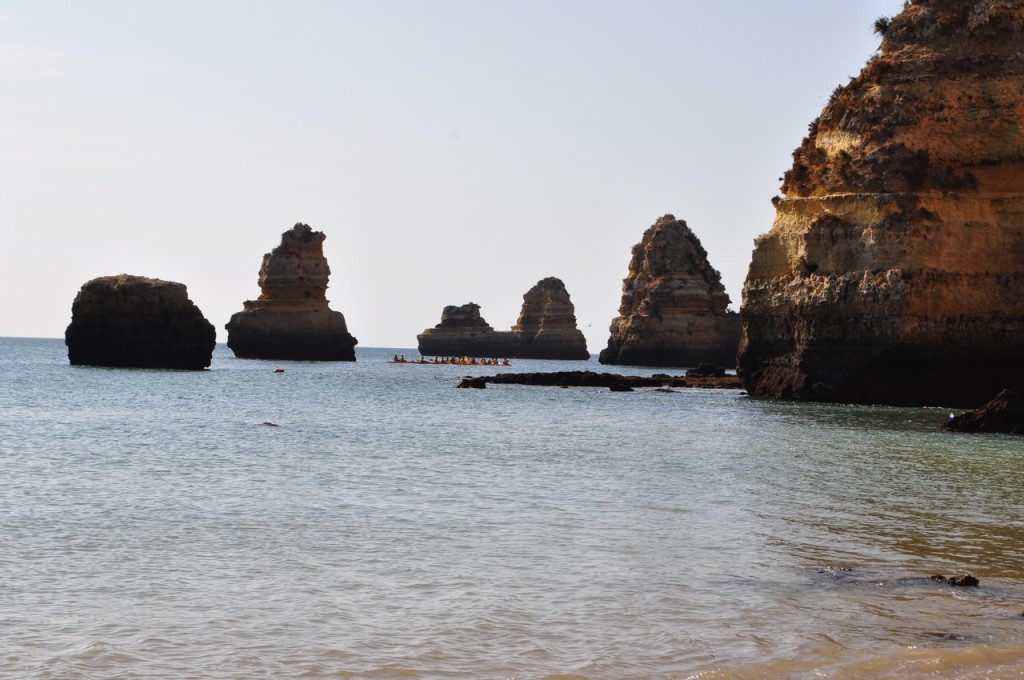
[1,337,1023,679]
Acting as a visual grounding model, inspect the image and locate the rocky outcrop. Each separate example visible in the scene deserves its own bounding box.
[943,389,1024,434]
[456,370,744,390]
[225,223,357,361]
[511,277,589,359]
[417,303,516,357]
[599,215,740,367]
[65,274,216,369]
[738,1,1024,407]
[417,277,589,359]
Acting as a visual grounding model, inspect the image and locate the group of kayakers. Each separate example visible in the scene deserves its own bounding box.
[392,355,510,366]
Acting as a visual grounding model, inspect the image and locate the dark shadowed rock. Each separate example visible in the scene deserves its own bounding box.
[943,389,1024,434]
[455,370,743,390]
[930,574,979,587]
[687,362,726,378]
[226,223,357,361]
[65,274,216,370]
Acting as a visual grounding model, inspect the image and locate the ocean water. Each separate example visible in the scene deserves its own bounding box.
[1,336,1023,679]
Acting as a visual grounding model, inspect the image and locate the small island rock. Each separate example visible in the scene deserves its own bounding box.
[600,215,740,368]
[225,223,358,361]
[417,277,588,360]
[65,274,216,370]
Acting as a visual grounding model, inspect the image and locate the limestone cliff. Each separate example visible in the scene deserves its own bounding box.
[226,223,357,361]
[739,0,1024,407]
[417,278,589,359]
[65,274,216,370]
[599,215,740,367]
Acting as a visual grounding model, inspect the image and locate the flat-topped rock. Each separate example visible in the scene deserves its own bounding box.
[226,223,357,361]
[65,274,216,370]
[600,215,739,368]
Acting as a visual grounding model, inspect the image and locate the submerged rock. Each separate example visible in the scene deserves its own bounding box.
[417,277,588,359]
[943,389,1024,434]
[226,223,358,361]
[739,1,1024,407]
[600,215,739,368]
[65,274,216,370]
[930,574,979,587]
[686,362,726,378]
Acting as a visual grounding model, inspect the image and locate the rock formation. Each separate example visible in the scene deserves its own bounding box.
[943,389,1024,434]
[599,215,740,367]
[225,223,357,361]
[65,274,216,370]
[417,303,515,358]
[457,370,743,390]
[417,277,589,359]
[511,277,590,359]
[738,0,1024,407]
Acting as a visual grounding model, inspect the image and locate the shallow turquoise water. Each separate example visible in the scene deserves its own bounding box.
[1,337,1023,679]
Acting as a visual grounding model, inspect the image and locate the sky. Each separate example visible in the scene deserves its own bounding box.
[1,0,905,350]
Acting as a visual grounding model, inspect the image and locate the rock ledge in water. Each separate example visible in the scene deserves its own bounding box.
[456,370,743,390]
[943,389,1024,434]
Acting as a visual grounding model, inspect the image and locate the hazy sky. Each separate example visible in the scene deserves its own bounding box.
[2,0,904,350]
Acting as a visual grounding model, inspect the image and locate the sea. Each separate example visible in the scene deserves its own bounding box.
[2,336,1023,679]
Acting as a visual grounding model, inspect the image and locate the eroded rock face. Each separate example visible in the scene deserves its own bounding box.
[225,223,357,361]
[512,277,589,359]
[599,215,740,367]
[738,0,1024,407]
[65,274,216,369]
[417,278,589,359]
[417,303,514,357]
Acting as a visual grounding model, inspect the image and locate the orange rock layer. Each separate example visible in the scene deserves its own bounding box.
[739,0,1024,407]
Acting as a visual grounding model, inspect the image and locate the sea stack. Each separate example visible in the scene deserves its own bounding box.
[599,215,739,368]
[65,274,216,370]
[738,0,1024,407]
[511,277,589,359]
[416,303,513,357]
[225,223,357,361]
[417,277,589,359]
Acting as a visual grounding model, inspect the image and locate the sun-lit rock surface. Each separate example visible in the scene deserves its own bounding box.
[599,215,739,368]
[225,223,357,361]
[65,274,216,369]
[739,0,1024,407]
